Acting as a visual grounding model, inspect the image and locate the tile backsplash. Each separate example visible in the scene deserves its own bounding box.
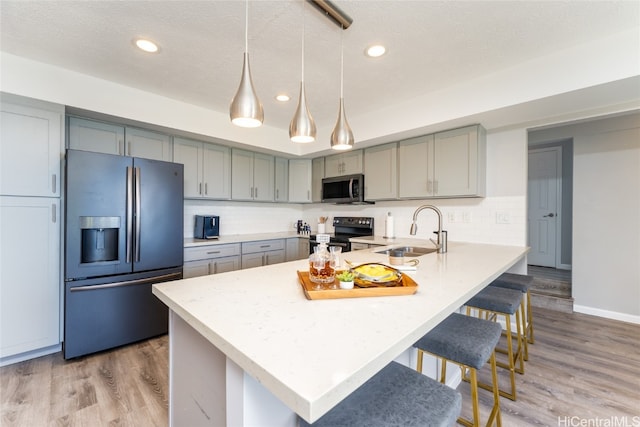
[184,196,526,247]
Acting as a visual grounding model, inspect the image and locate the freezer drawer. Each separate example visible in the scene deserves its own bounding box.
[63,268,181,359]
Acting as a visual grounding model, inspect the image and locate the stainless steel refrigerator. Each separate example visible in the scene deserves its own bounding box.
[64,149,183,359]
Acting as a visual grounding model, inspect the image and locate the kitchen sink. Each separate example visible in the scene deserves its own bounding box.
[375,246,438,257]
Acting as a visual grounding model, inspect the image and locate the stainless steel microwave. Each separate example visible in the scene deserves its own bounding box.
[321,174,365,204]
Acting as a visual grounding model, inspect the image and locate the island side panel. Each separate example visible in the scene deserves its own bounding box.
[170,311,227,426]
[170,311,298,427]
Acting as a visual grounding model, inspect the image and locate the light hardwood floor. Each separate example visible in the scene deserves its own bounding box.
[1,307,639,426]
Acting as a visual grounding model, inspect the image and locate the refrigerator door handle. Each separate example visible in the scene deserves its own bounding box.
[126,166,133,263]
[69,272,182,292]
[135,166,142,263]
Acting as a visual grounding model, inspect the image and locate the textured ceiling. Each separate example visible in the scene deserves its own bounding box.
[1,0,639,135]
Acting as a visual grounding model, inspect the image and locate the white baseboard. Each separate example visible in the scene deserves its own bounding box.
[573,305,640,325]
[0,343,61,367]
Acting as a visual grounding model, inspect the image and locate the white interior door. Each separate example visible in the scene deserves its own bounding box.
[528,147,561,267]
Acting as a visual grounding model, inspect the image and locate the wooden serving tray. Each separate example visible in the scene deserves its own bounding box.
[297,271,418,300]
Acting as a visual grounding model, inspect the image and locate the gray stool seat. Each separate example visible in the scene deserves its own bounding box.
[415,313,502,369]
[466,286,522,315]
[489,272,533,292]
[489,273,536,360]
[466,285,526,400]
[414,313,503,426]
[300,361,461,427]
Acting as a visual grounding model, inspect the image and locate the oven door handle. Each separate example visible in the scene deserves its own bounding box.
[349,178,354,200]
[310,240,348,247]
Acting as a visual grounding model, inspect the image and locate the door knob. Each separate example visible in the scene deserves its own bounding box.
[543,213,555,218]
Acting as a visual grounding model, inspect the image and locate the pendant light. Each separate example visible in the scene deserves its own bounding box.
[289,1,316,143]
[330,25,354,150]
[230,0,264,128]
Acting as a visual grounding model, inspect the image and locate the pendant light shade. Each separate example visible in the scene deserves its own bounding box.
[290,1,316,143]
[230,1,263,128]
[331,26,354,150]
[330,97,353,150]
[290,82,316,142]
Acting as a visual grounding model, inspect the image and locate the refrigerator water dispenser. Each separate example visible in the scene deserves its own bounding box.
[80,216,120,263]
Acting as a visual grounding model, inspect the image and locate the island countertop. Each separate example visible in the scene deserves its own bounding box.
[153,241,529,423]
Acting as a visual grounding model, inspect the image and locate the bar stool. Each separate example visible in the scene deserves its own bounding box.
[465,286,524,401]
[414,313,503,427]
[300,361,461,427]
[489,273,535,360]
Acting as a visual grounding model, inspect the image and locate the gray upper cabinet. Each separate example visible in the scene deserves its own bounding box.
[173,137,231,199]
[68,117,124,156]
[364,143,397,200]
[433,125,486,197]
[231,149,274,201]
[324,149,363,177]
[274,157,289,202]
[288,159,312,203]
[125,127,171,161]
[311,157,324,202]
[68,117,171,161]
[1,98,63,197]
[398,135,435,198]
[398,125,486,198]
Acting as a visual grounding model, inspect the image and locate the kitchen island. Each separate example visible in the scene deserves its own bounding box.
[152,241,528,426]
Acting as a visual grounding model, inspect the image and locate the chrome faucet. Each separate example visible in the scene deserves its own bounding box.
[410,205,447,253]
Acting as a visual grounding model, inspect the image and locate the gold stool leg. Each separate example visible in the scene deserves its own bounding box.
[526,290,535,344]
[520,295,529,361]
[486,352,502,427]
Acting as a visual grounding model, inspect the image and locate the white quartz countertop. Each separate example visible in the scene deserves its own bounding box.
[153,241,529,423]
[185,231,309,247]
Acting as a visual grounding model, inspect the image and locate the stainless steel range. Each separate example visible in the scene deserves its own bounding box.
[309,216,374,254]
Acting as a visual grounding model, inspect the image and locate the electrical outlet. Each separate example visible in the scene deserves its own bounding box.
[447,212,456,223]
[463,212,472,223]
[496,212,510,224]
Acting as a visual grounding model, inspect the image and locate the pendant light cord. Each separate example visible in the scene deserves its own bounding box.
[301,0,305,83]
[340,24,344,98]
[244,0,249,53]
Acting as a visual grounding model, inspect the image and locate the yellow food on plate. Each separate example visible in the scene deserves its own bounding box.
[353,263,401,284]
[357,264,389,278]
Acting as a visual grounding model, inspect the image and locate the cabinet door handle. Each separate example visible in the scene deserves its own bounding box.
[212,261,217,274]
[307,190,310,201]
[51,203,57,223]
[127,140,131,156]
[199,183,202,195]
[265,254,269,265]
[250,187,254,198]
[254,187,258,198]
[276,189,279,199]
[52,174,57,194]
[434,180,439,194]
[205,183,208,195]
[207,262,211,275]
[260,245,270,249]
[207,250,221,254]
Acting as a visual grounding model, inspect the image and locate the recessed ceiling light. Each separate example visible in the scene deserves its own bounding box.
[134,38,159,53]
[365,45,386,58]
[275,94,290,102]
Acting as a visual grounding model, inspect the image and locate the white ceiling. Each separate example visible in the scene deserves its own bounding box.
[1,0,639,148]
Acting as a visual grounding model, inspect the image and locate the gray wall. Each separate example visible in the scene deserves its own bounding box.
[529,112,640,318]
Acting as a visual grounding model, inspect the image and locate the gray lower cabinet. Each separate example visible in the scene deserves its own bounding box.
[241,239,285,269]
[183,243,241,278]
[286,237,309,261]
